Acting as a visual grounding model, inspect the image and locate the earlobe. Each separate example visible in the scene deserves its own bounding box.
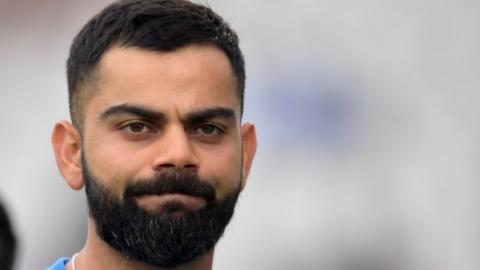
[240,122,257,190]
[51,121,84,190]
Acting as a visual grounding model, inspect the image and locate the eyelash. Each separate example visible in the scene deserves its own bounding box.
[120,121,156,134]
[118,121,226,142]
[192,123,225,136]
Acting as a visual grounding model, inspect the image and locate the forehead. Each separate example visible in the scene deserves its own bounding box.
[84,44,240,120]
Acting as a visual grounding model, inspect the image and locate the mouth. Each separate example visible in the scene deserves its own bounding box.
[134,193,207,214]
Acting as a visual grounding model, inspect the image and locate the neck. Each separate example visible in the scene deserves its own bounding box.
[67,218,214,270]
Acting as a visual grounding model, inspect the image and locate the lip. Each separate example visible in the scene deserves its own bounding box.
[134,193,207,212]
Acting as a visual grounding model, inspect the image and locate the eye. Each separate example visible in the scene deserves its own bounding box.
[195,123,224,136]
[189,122,226,142]
[121,121,155,134]
[196,123,223,136]
[190,123,225,143]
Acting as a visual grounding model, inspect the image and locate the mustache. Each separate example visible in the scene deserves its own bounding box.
[123,171,216,203]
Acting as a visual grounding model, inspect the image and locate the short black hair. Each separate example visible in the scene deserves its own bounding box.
[67,0,245,128]
[0,201,16,270]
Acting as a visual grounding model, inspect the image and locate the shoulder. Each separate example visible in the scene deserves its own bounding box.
[46,257,70,270]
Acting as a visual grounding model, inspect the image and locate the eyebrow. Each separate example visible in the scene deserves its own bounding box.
[100,104,236,124]
[183,107,236,125]
[100,104,166,122]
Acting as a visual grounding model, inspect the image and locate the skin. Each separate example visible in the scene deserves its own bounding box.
[51,44,257,270]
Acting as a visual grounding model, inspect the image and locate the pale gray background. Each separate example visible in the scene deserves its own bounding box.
[0,0,479,269]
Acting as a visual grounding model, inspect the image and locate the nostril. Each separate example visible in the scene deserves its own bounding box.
[155,163,197,172]
[159,163,176,168]
[180,164,198,174]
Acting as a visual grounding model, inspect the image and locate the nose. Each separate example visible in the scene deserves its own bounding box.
[151,125,198,171]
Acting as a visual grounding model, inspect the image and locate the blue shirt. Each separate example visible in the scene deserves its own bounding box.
[46,257,70,270]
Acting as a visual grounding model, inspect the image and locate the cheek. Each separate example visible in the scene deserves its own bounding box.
[84,134,149,196]
[198,141,242,199]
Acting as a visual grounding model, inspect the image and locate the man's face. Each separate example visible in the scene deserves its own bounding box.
[75,44,254,267]
[82,45,244,204]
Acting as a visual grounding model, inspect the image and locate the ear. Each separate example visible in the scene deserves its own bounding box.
[240,122,257,190]
[51,121,84,190]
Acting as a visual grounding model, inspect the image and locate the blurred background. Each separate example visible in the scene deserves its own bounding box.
[1,0,479,269]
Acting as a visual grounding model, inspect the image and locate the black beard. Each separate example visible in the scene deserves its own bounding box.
[82,158,241,268]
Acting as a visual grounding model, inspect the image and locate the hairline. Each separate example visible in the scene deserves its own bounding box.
[72,42,244,131]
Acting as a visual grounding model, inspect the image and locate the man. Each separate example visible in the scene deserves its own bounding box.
[0,200,16,270]
[48,0,256,269]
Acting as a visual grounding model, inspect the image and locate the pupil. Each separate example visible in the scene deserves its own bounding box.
[202,125,214,133]
[131,123,144,132]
